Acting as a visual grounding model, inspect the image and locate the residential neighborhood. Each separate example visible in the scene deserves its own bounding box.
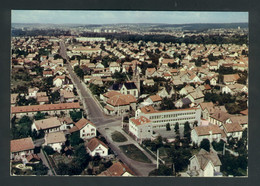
[10,12,248,177]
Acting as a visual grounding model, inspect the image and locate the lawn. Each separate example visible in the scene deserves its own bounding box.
[119,144,152,163]
[111,131,127,142]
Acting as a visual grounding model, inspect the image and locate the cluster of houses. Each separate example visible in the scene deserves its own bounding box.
[11,35,248,177]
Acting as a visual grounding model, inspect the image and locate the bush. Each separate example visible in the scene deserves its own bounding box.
[43,146,55,155]
[200,139,210,152]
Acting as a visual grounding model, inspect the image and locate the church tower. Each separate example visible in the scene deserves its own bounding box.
[132,61,140,97]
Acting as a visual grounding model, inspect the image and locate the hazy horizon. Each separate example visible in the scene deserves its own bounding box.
[11,11,248,25]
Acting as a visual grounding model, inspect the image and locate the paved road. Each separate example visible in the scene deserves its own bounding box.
[37,149,54,176]
[59,40,157,176]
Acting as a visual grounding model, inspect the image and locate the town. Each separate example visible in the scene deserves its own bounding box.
[10,22,248,177]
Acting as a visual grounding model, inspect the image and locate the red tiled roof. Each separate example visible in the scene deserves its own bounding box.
[149,94,162,102]
[130,116,151,126]
[11,102,80,114]
[223,122,243,133]
[11,137,34,153]
[194,124,222,136]
[75,118,96,130]
[99,162,135,176]
[87,138,108,152]
[140,105,199,114]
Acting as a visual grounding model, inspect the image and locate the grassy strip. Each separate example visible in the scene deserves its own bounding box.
[111,131,128,142]
[119,144,152,163]
[42,150,57,175]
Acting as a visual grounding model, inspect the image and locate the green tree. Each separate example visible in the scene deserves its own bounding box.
[174,122,180,135]
[69,110,82,122]
[32,162,49,175]
[34,111,45,120]
[74,65,84,79]
[166,123,171,131]
[56,162,70,175]
[184,121,191,141]
[69,131,84,147]
[43,146,55,155]
[50,91,60,103]
[200,139,210,152]
[171,147,192,173]
[112,71,127,83]
[149,165,173,176]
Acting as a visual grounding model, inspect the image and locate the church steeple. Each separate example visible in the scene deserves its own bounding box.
[132,61,140,97]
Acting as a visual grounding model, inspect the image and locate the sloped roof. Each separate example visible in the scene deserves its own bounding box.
[11,102,80,114]
[195,149,222,170]
[99,162,135,176]
[210,110,230,123]
[45,131,66,144]
[123,82,137,90]
[149,94,162,102]
[230,115,248,124]
[75,118,96,130]
[103,91,122,98]
[86,138,108,152]
[199,102,214,111]
[107,94,137,106]
[34,117,61,130]
[130,116,151,126]
[223,74,240,83]
[223,122,243,133]
[194,124,223,136]
[11,137,34,153]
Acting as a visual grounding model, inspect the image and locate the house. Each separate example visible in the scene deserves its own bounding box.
[222,84,248,95]
[144,94,162,108]
[11,93,19,106]
[109,62,120,73]
[98,162,135,176]
[60,89,75,103]
[86,138,109,157]
[143,79,155,86]
[11,137,35,161]
[69,118,96,140]
[180,85,195,96]
[209,76,217,86]
[104,93,137,116]
[58,117,74,131]
[222,122,243,139]
[36,92,49,105]
[209,62,219,71]
[43,70,53,77]
[223,74,240,85]
[191,124,223,145]
[198,102,227,120]
[11,102,81,118]
[185,90,204,104]
[227,115,248,129]
[28,87,39,98]
[158,86,175,98]
[53,76,66,87]
[188,149,222,177]
[100,91,122,103]
[31,117,61,134]
[129,116,152,141]
[44,131,66,153]
[209,110,230,127]
[146,68,159,77]
[26,154,41,164]
[175,97,192,108]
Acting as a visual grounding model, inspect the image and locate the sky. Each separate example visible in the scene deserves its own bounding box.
[11,10,248,24]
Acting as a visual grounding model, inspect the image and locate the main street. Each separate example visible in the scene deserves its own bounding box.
[59,40,157,176]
